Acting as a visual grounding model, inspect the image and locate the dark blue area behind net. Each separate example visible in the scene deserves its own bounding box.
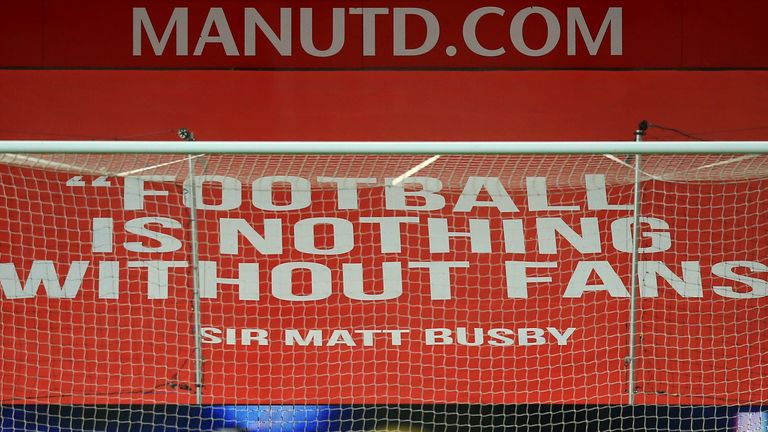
[0,405,762,432]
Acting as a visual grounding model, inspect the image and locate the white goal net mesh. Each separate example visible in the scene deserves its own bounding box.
[0,150,767,431]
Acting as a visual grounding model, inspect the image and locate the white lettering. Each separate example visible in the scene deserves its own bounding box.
[564,261,629,298]
[506,261,557,298]
[201,327,223,344]
[463,7,505,57]
[300,8,345,57]
[713,261,768,299]
[425,328,453,345]
[454,177,518,212]
[639,261,702,298]
[317,177,376,210]
[98,261,120,299]
[517,328,547,345]
[123,176,175,210]
[527,177,579,211]
[92,217,114,253]
[124,217,183,253]
[567,7,622,55]
[385,177,445,211]
[349,8,389,56]
[510,7,560,57]
[253,176,311,211]
[194,8,239,56]
[343,262,403,300]
[502,219,525,253]
[393,8,439,56]
[0,261,89,299]
[537,217,601,254]
[244,8,292,56]
[184,175,242,211]
[547,327,576,345]
[132,8,188,56]
[612,217,672,253]
[358,217,420,253]
[219,218,283,255]
[294,217,354,255]
[285,329,323,346]
[585,174,632,210]
[408,261,469,300]
[272,262,332,301]
[127,261,187,300]
[427,218,491,253]
[199,261,260,300]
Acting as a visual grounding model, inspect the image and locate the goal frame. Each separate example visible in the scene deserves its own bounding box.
[0,140,766,154]
[1,140,766,409]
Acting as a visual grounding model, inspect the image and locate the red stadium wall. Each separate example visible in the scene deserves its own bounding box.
[1,70,767,142]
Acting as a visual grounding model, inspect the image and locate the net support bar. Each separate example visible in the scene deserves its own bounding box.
[626,129,645,405]
[187,155,204,405]
[0,141,766,154]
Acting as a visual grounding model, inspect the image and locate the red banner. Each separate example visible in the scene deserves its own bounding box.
[2,0,767,69]
[1,155,766,405]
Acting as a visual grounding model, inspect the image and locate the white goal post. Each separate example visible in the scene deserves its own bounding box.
[0,140,766,153]
[0,140,766,431]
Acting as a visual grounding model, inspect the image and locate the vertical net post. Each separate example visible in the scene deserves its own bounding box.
[187,154,204,404]
[627,126,646,405]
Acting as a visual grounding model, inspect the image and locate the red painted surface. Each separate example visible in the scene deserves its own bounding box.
[1,70,767,142]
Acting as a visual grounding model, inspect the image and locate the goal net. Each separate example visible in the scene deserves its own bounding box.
[0,141,767,431]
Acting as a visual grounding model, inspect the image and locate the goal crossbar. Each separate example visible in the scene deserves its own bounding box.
[0,140,766,154]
